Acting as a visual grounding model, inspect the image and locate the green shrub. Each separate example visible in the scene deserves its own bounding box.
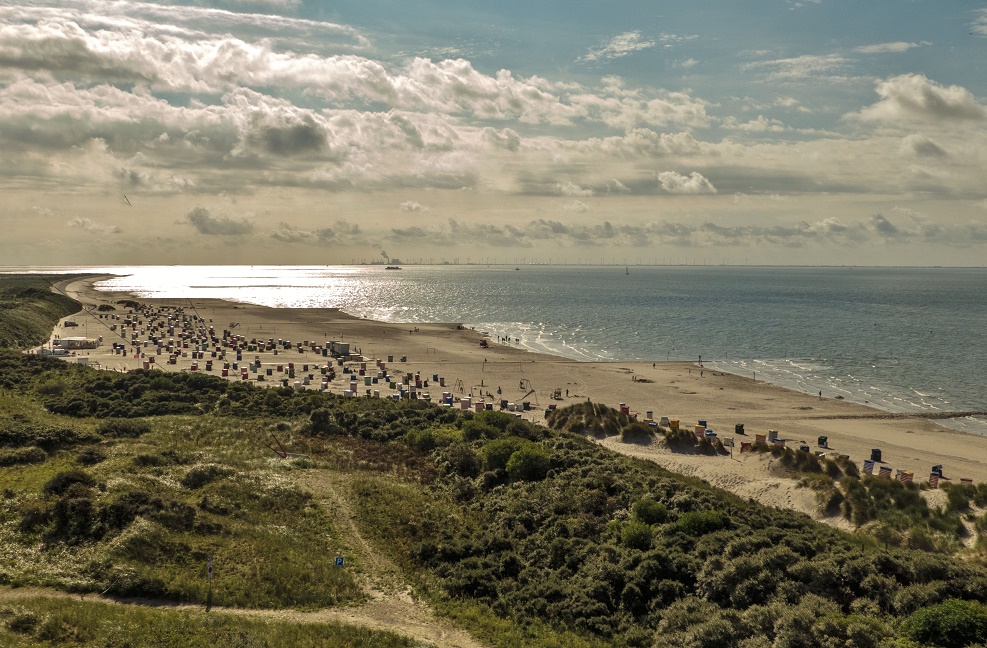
[6,610,40,634]
[473,410,515,432]
[621,520,653,551]
[76,447,106,466]
[462,420,500,441]
[180,465,233,489]
[309,408,340,435]
[443,441,482,478]
[96,419,151,438]
[0,446,47,466]
[633,497,668,524]
[505,446,550,482]
[900,599,987,647]
[483,437,527,472]
[675,510,729,536]
[42,469,96,496]
[620,422,654,444]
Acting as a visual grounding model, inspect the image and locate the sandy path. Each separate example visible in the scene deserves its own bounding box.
[297,472,486,648]
[0,585,479,647]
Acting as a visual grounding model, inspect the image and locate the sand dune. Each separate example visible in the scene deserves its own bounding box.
[44,276,987,523]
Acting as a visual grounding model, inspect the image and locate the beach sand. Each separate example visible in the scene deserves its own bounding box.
[42,276,987,524]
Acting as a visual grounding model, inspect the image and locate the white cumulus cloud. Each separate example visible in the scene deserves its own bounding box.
[853,74,986,123]
[657,171,717,194]
[400,201,428,212]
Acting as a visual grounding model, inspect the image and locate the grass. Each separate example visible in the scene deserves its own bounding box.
[5,278,987,646]
[0,414,362,609]
[0,595,420,647]
[0,275,83,349]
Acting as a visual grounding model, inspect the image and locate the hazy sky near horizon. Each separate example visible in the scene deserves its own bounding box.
[2,0,987,266]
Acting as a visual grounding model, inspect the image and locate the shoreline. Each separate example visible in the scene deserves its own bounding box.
[39,276,987,525]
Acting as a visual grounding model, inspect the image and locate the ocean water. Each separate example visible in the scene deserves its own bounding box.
[12,264,987,435]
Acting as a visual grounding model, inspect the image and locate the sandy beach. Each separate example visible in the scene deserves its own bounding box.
[41,275,987,524]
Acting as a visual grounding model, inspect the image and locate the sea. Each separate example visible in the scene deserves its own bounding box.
[10,264,987,436]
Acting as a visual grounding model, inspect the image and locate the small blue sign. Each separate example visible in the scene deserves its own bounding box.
[335,557,344,567]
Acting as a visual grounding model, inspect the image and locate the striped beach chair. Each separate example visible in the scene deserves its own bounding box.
[929,473,939,488]
[863,459,875,475]
[878,465,892,478]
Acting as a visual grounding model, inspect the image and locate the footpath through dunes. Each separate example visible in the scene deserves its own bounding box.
[0,585,476,647]
[297,471,487,648]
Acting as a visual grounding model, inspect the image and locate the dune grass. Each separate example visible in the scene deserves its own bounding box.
[0,275,83,349]
[0,595,418,647]
[0,414,362,609]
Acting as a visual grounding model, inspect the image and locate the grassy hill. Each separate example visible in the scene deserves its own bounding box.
[2,275,987,647]
[0,275,83,349]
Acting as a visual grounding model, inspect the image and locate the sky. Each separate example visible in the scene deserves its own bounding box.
[1,0,987,266]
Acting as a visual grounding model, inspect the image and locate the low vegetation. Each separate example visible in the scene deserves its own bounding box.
[4,275,987,646]
[0,596,418,647]
[0,276,82,349]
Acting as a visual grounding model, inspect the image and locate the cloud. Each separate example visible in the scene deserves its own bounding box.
[66,217,121,234]
[774,96,810,113]
[0,12,585,125]
[0,1,369,51]
[722,115,788,132]
[657,33,699,48]
[854,42,924,54]
[377,213,987,250]
[483,127,521,151]
[214,0,302,9]
[566,90,710,130]
[185,206,252,235]
[580,31,656,63]
[117,167,197,193]
[237,111,328,158]
[269,222,311,242]
[853,74,986,123]
[656,171,717,194]
[557,182,593,197]
[900,134,947,157]
[563,200,590,213]
[972,9,987,36]
[868,213,901,238]
[743,54,852,82]
[400,201,427,212]
[607,179,630,193]
[313,220,362,244]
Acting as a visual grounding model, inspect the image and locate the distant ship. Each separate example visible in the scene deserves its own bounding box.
[385,266,402,270]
